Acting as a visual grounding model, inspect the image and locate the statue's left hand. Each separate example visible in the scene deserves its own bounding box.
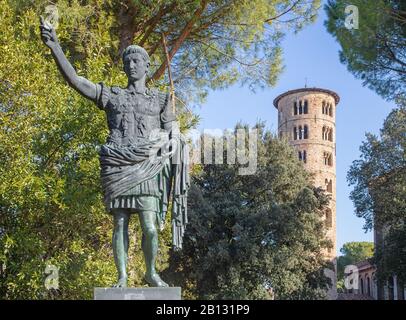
[39,16,59,50]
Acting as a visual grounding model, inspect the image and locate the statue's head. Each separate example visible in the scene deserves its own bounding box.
[122,45,150,82]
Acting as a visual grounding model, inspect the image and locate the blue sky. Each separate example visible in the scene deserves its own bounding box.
[195,3,396,255]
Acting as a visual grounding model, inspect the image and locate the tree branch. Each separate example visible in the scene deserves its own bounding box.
[151,0,209,81]
[138,3,177,47]
[264,0,301,23]
[161,32,176,113]
[193,39,264,67]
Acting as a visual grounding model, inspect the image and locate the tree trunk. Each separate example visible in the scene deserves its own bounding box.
[117,3,139,58]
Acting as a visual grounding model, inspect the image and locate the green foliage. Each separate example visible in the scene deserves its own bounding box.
[376,224,406,285]
[164,124,332,300]
[347,103,406,287]
[325,0,406,101]
[347,104,406,230]
[338,242,374,268]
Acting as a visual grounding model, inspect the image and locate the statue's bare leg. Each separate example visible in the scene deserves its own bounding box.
[139,210,168,287]
[112,209,130,287]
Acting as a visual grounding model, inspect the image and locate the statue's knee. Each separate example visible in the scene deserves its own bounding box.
[114,216,127,230]
[143,226,157,239]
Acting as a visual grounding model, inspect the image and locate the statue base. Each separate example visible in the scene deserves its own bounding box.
[94,287,181,300]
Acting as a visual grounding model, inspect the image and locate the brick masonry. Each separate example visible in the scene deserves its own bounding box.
[274,88,339,261]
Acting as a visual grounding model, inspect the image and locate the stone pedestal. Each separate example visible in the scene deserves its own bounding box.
[94,287,181,300]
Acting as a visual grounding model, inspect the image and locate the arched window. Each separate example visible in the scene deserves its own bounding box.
[298,101,303,115]
[360,278,364,294]
[324,152,333,166]
[322,101,326,114]
[293,127,298,140]
[388,276,395,300]
[326,179,333,193]
[304,125,308,139]
[304,100,308,114]
[298,125,303,140]
[294,101,298,115]
[329,104,333,117]
[322,127,333,142]
[367,277,371,296]
[325,208,332,228]
[298,150,307,163]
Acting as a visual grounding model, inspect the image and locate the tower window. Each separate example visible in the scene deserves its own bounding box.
[322,126,333,142]
[299,150,307,163]
[294,125,309,140]
[328,128,333,142]
[323,152,333,166]
[325,179,333,193]
[322,101,333,117]
[294,100,309,115]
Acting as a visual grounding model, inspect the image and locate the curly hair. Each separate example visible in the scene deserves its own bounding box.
[122,45,150,64]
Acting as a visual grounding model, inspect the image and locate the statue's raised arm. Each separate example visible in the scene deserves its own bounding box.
[39,16,97,102]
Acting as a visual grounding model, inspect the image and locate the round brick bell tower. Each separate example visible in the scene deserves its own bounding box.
[273,88,339,261]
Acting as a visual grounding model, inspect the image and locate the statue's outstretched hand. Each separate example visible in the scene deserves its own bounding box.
[39,16,58,49]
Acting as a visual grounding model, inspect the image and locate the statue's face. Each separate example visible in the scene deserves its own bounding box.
[123,53,149,81]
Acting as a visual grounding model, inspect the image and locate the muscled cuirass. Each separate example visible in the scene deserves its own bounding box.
[97,84,171,147]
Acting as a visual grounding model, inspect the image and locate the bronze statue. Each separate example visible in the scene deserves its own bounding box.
[39,17,189,288]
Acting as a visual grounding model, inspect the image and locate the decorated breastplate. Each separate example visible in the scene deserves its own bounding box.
[105,87,161,146]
